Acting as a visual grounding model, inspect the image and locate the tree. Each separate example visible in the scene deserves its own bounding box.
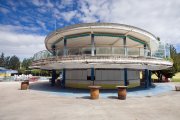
[4,56,10,68]
[8,55,20,70]
[177,53,180,72]
[153,45,178,81]
[21,58,32,69]
[0,53,5,67]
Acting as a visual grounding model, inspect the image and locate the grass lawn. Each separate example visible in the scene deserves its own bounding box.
[172,72,180,82]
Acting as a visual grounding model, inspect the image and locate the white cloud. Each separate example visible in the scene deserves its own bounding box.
[32,0,45,6]
[47,0,54,8]
[78,0,180,46]
[0,24,40,33]
[36,20,47,31]
[0,7,9,14]
[61,11,77,22]
[32,0,54,8]
[59,0,74,9]
[0,25,45,60]
[1,0,180,58]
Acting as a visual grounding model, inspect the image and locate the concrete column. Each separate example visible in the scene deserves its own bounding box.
[124,68,128,86]
[123,37,127,56]
[148,70,152,86]
[91,34,95,56]
[62,69,66,88]
[51,70,56,86]
[63,37,67,56]
[144,69,149,88]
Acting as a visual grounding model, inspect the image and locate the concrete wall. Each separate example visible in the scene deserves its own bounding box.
[65,69,140,89]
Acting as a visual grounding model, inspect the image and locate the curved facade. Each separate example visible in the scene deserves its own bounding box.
[31,23,173,89]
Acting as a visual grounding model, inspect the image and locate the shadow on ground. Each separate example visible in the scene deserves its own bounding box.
[29,80,155,93]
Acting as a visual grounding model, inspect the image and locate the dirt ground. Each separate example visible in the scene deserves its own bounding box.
[0,81,180,120]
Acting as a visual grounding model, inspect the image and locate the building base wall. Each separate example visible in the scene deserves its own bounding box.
[65,69,140,89]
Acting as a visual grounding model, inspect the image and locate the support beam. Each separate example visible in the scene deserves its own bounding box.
[144,44,147,57]
[124,68,128,86]
[148,70,152,86]
[52,44,56,56]
[123,37,127,56]
[164,44,167,58]
[62,69,66,88]
[51,70,56,86]
[127,35,146,45]
[91,67,95,85]
[144,69,149,88]
[91,34,95,56]
[51,45,56,86]
[63,38,67,56]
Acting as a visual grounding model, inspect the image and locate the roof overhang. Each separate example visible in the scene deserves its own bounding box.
[45,23,158,53]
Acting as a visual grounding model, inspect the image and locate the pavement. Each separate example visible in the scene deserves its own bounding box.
[0,81,180,120]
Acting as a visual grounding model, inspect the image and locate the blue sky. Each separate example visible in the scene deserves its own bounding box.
[0,0,180,60]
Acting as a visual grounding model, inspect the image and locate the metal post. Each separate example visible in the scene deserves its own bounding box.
[144,44,147,57]
[139,47,140,56]
[63,37,67,56]
[52,44,56,56]
[164,43,167,58]
[51,70,56,86]
[91,67,95,85]
[91,34,95,56]
[145,69,149,88]
[51,45,56,86]
[123,36,127,56]
[149,39,152,57]
[148,70,152,87]
[62,68,66,88]
[124,68,128,86]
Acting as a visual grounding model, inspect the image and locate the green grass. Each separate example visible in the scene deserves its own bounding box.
[172,72,180,82]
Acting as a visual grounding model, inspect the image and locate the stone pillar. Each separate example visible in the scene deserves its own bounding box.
[91,34,95,56]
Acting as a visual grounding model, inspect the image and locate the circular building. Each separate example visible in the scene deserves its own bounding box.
[31,23,173,89]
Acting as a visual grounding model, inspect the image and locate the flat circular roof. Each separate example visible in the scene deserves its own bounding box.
[45,23,158,52]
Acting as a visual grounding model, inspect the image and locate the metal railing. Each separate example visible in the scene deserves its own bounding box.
[32,42,170,62]
[31,54,173,68]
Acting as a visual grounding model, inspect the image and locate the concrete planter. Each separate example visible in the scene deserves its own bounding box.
[88,86,101,99]
[116,86,128,100]
[175,86,180,91]
[21,80,29,90]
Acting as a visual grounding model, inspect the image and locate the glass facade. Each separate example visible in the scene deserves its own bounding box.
[152,42,170,58]
[33,50,52,61]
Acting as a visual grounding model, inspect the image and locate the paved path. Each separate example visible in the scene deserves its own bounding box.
[0,81,180,120]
